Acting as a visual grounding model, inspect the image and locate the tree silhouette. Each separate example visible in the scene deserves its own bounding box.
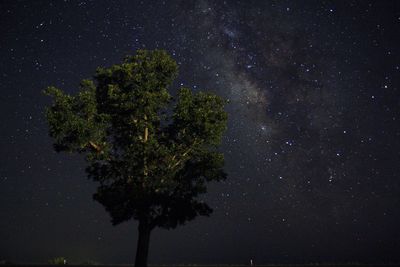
[43,50,227,267]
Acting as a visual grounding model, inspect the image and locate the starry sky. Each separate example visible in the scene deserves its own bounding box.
[1,0,400,265]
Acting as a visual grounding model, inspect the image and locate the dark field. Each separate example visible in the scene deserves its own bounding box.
[2,264,400,267]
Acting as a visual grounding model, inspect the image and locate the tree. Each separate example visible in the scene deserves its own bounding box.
[43,49,228,267]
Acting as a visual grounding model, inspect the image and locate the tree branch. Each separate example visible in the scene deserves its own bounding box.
[168,139,201,170]
[89,141,101,152]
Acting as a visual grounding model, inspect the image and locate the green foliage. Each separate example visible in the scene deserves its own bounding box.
[44,49,227,229]
[48,257,67,265]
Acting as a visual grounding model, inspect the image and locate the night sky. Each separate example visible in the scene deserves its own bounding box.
[1,0,400,265]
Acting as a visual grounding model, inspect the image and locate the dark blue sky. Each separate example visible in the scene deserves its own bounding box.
[1,0,400,264]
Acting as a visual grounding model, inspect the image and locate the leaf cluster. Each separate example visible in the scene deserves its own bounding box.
[44,50,228,229]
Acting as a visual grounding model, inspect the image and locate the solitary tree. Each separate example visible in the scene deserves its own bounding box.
[44,50,227,267]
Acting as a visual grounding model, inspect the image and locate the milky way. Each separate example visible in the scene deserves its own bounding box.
[1,0,400,264]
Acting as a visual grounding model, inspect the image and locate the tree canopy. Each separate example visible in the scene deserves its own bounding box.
[44,49,228,267]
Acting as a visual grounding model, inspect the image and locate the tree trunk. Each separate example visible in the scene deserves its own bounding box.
[134,221,152,267]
